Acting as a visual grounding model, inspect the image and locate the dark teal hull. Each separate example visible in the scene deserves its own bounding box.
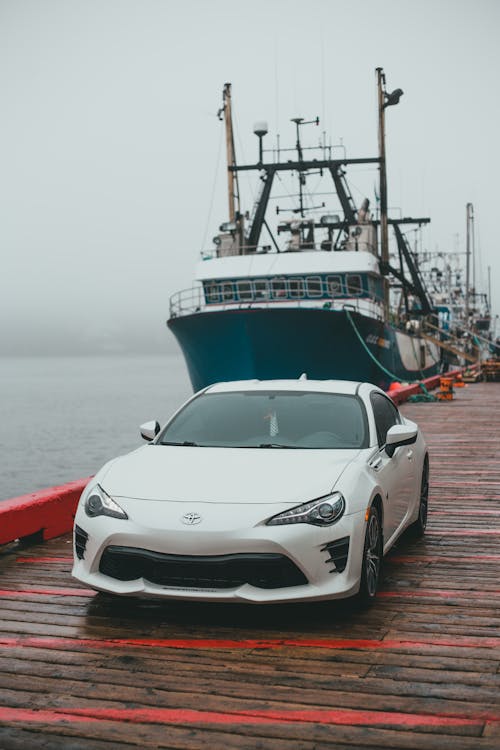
[168,308,439,392]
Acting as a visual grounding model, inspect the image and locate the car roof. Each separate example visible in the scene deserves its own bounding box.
[204,379,378,396]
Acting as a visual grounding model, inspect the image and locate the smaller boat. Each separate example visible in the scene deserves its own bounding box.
[417,202,494,367]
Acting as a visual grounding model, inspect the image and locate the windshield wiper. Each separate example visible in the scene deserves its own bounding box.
[258,443,297,449]
[162,440,198,447]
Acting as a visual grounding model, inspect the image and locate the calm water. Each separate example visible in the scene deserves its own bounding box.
[0,353,192,501]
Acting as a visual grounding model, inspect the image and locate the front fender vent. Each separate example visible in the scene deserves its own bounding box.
[321,536,350,573]
[74,525,89,560]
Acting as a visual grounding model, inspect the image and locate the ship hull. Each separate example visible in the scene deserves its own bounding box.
[168,307,440,392]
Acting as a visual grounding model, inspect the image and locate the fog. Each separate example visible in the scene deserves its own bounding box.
[1,0,499,356]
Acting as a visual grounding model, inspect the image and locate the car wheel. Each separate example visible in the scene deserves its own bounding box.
[409,457,429,538]
[356,505,382,606]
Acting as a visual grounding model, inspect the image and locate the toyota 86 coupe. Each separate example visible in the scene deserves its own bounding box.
[72,378,428,606]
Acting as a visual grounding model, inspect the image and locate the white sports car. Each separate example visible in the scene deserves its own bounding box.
[72,379,428,605]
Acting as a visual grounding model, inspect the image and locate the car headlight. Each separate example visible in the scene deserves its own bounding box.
[84,484,128,520]
[266,492,345,527]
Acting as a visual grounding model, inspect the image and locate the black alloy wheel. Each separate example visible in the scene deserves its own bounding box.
[356,505,382,606]
[410,457,429,538]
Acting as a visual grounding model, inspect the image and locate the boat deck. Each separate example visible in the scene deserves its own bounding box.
[1,382,499,749]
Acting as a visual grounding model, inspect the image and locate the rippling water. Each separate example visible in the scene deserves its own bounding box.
[1,353,192,501]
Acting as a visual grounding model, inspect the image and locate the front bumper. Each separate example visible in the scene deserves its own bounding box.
[72,498,366,603]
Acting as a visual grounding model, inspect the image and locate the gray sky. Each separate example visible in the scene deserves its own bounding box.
[1,0,499,355]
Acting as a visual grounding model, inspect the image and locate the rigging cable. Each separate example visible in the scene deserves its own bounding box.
[200,122,224,253]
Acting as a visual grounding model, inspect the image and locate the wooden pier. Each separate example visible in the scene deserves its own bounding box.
[1,382,499,749]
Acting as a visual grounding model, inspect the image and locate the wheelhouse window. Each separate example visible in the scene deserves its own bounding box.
[346,274,363,296]
[271,277,287,299]
[369,276,383,303]
[237,280,253,301]
[205,283,220,303]
[289,278,305,298]
[327,275,342,296]
[254,279,270,299]
[306,276,323,297]
[221,282,235,302]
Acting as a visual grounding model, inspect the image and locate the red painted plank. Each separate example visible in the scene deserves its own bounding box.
[0,706,497,727]
[1,635,499,651]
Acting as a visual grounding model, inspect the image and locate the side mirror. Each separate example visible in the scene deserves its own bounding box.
[385,422,417,458]
[140,420,160,442]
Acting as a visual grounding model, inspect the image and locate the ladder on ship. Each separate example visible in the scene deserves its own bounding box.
[420,331,477,363]
[422,320,479,364]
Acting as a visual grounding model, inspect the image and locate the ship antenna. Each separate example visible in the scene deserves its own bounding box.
[291,117,319,217]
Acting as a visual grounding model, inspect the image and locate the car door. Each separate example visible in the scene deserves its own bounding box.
[370,393,415,544]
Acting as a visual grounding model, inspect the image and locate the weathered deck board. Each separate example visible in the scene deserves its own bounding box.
[1,382,499,749]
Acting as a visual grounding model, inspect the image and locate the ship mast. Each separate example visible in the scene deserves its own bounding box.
[465,202,474,322]
[377,68,389,313]
[220,83,240,223]
[376,68,403,315]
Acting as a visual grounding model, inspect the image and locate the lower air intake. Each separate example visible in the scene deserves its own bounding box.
[99,546,308,589]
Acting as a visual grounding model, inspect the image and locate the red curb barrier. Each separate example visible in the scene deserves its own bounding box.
[388,367,467,405]
[0,478,90,546]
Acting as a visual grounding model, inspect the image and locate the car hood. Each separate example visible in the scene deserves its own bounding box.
[99,445,361,505]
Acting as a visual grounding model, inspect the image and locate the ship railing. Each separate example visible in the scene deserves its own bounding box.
[200,240,376,260]
[169,287,205,318]
[169,285,385,321]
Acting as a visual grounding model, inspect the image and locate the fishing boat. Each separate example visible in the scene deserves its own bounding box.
[417,203,494,367]
[168,70,442,392]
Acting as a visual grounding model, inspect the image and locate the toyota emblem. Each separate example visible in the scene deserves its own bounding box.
[181,512,202,526]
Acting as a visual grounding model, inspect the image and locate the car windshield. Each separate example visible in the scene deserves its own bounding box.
[159,391,367,449]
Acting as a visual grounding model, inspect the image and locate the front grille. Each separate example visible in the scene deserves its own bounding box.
[99,545,308,590]
[74,525,89,560]
[321,536,350,573]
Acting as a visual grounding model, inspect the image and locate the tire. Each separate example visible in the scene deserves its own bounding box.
[409,457,429,538]
[356,505,383,607]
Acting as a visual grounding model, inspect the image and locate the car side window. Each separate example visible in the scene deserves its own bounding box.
[371,393,401,447]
